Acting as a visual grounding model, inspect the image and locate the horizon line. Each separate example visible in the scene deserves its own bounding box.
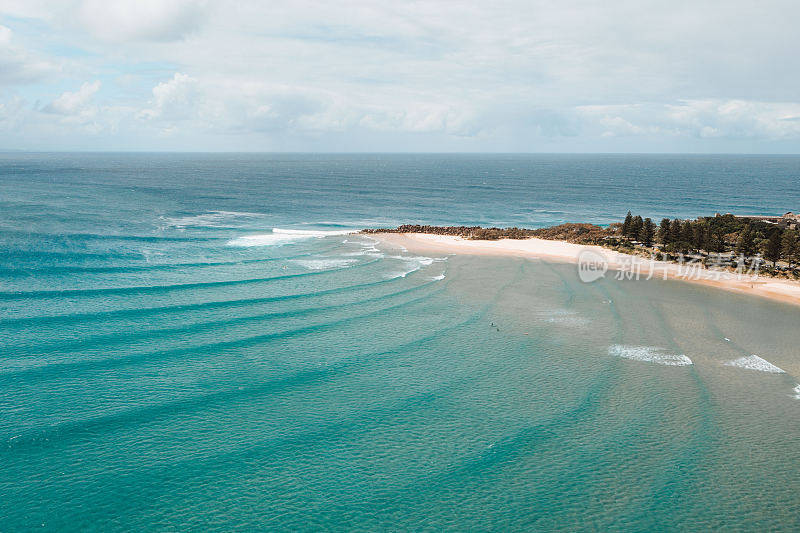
[2,150,800,156]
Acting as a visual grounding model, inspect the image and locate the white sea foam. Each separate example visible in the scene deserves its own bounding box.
[341,242,384,258]
[273,228,355,236]
[542,309,589,327]
[164,211,268,228]
[430,273,446,281]
[608,344,693,366]
[342,249,384,258]
[792,384,800,400]
[387,254,446,265]
[724,355,785,373]
[385,263,425,279]
[290,258,357,270]
[382,254,446,279]
[227,233,308,246]
[227,227,356,247]
[385,269,417,279]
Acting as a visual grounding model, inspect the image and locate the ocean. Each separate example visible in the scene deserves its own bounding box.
[2,153,800,530]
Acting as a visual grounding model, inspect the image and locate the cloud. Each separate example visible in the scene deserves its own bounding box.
[578,100,800,140]
[668,100,800,139]
[2,1,800,151]
[42,80,101,115]
[77,0,207,42]
[139,73,198,121]
[0,24,58,85]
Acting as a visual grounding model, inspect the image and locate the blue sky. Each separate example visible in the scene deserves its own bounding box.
[1,0,799,152]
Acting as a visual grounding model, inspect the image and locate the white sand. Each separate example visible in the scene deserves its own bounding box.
[374,233,800,308]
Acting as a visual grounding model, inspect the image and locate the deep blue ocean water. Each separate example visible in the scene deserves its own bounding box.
[2,153,800,531]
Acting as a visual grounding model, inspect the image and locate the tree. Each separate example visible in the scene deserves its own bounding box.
[640,218,655,247]
[763,228,783,267]
[782,229,799,267]
[658,218,671,244]
[735,224,756,257]
[682,220,695,247]
[669,219,683,243]
[709,227,726,253]
[692,221,708,251]
[622,211,633,238]
[666,219,690,253]
[630,216,643,241]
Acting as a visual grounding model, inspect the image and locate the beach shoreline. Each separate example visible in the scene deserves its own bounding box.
[372,232,800,308]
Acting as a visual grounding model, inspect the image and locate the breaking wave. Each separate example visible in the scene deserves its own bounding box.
[342,240,384,258]
[227,228,357,247]
[383,255,447,279]
[541,309,589,327]
[724,355,785,373]
[290,258,358,270]
[608,345,693,366]
[163,211,270,229]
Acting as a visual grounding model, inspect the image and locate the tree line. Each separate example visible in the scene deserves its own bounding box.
[620,212,800,267]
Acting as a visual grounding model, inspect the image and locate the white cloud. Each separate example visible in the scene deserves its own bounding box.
[579,100,800,140]
[43,80,101,115]
[139,73,198,121]
[2,1,800,150]
[0,24,58,85]
[77,0,207,42]
[667,100,800,139]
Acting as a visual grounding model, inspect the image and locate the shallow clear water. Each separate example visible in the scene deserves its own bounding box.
[2,154,800,530]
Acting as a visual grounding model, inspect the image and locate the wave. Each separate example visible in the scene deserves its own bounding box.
[227,227,356,247]
[341,240,384,258]
[274,228,356,236]
[0,287,445,383]
[383,254,447,278]
[385,258,430,279]
[0,268,427,327]
[0,229,220,243]
[387,254,444,266]
[0,264,366,301]
[385,269,417,280]
[5,281,439,358]
[290,258,358,270]
[162,211,269,229]
[724,355,785,373]
[342,249,384,258]
[608,344,693,366]
[0,253,323,276]
[541,309,589,327]
[793,384,800,400]
[4,299,481,450]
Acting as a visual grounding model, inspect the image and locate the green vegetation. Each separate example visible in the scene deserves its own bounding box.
[620,212,800,277]
[362,223,610,245]
[764,229,783,266]
[640,218,655,247]
[364,212,800,279]
[783,230,799,268]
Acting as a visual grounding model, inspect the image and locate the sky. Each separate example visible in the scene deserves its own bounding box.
[0,0,799,152]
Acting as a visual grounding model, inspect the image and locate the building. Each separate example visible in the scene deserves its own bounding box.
[729,212,800,229]
[782,212,800,229]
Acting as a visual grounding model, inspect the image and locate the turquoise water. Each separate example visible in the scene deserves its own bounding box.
[2,154,800,530]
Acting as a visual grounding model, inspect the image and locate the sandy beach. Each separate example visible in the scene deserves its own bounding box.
[374,232,800,308]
